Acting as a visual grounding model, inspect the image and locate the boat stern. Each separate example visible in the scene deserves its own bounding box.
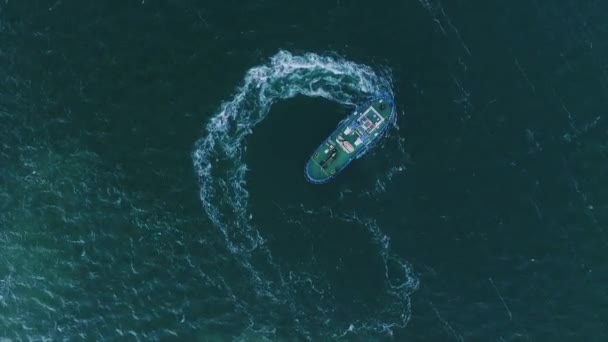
[373,95,396,121]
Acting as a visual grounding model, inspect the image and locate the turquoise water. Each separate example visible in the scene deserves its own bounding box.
[1,0,607,340]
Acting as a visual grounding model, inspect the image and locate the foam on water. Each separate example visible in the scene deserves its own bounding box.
[193,51,417,338]
[193,50,392,253]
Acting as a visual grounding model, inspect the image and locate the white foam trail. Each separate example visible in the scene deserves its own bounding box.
[193,50,392,254]
[191,51,409,338]
[336,213,419,336]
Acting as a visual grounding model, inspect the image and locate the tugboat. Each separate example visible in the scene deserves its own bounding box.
[305,95,395,184]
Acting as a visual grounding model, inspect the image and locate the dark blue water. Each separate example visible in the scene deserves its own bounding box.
[1,0,607,340]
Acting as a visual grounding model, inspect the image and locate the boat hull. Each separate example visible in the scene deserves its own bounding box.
[305,95,395,184]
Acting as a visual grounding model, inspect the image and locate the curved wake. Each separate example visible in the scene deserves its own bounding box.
[193,50,392,253]
[192,51,416,339]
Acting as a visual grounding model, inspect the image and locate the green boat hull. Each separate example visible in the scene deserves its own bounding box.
[305,96,395,184]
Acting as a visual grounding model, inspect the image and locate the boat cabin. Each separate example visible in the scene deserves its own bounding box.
[335,106,385,154]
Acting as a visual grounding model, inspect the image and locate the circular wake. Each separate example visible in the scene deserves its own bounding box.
[192,51,416,339]
[193,50,392,253]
